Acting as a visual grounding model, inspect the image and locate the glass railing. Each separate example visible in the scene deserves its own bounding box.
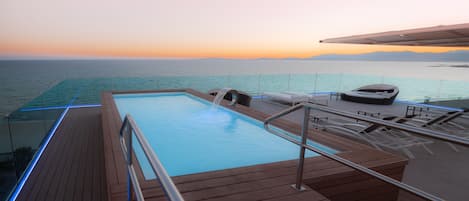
[1,108,64,201]
[1,73,468,200]
[15,74,469,110]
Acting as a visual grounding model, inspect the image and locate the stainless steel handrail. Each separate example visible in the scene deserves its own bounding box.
[264,102,469,201]
[120,114,185,201]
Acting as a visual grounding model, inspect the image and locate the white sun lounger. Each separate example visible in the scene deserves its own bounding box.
[262,92,329,106]
[262,92,310,106]
[403,109,469,152]
[310,116,433,158]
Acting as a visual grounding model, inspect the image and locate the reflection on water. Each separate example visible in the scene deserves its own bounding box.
[195,108,239,134]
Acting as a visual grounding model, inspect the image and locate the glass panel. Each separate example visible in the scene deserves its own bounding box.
[157,76,188,90]
[0,107,64,200]
[288,74,318,93]
[184,75,228,93]
[258,74,290,94]
[439,79,469,101]
[0,117,15,201]
[315,73,342,94]
[340,74,382,92]
[226,75,260,95]
[382,77,441,102]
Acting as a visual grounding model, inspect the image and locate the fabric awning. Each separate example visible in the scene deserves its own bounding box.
[320,23,469,47]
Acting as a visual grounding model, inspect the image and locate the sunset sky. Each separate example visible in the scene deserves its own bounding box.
[1,0,469,59]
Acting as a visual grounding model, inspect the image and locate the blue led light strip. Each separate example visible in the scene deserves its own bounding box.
[68,104,102,108]
[20,104,102,112]
[8,104,101,201]
[20,106,67,112]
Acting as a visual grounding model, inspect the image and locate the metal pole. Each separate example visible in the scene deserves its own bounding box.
[6,114,18,179]
[6,115,15,156]
[127,125,132,201]
[293,107,310,191]
[257,74,261,96]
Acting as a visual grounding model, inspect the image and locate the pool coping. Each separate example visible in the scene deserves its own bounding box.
[101,89,409,201]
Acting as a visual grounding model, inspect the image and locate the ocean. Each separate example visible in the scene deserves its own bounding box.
[1,59,469,116]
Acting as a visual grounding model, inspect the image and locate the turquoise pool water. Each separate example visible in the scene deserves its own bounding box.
[113,92,337,179]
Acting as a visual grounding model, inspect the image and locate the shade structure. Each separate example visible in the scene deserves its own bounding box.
[320,23,469,47]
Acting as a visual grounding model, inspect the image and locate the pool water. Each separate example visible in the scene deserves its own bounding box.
[114,92,337,179]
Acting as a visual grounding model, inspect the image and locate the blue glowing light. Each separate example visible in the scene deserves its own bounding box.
[8,104,101,201]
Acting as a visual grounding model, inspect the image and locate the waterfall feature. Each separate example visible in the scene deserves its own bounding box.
[212,88,238,106]
[213,88,231,105]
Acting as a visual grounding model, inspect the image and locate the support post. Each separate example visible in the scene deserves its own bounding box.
[127,125,133,201]
[6,114,18,179]
[293,107,310,191]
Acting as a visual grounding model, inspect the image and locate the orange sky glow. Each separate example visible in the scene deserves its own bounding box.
[1,0,469,59]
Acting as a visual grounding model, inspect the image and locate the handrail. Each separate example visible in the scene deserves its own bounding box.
[265,102,469,147]
[120,114,185,201]
[264,102,469,201]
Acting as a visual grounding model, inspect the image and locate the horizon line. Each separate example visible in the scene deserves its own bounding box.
[2,49,469,61]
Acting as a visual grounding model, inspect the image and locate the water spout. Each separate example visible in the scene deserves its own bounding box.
[212,88,239,106]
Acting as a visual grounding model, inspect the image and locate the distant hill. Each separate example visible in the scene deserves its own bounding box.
[310,50,469,62]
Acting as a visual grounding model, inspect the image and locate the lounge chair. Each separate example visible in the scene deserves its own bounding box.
[424,109,469,128]
[262,92,311,106]
[398,108,469,152]
[406,105,469,129]
[262,92,329,106]
[310,115,433,158]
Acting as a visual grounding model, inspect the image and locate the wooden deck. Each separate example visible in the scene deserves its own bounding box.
[102,89,409,201]
[15,107,107,201]
[11,88,410,201]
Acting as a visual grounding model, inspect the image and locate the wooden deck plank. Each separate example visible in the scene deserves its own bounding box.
[75,116,95,201]
[17,110,71,201]
[140,154,405,201]
[31,110,80,201]
[139,149,402,191]
[144,154,399,192]
[61,120,90,201]
[15,107,108,201]
[263,190,330,201]
[103,92,128,185]
[101,93,119,185]
[52,108,89,201]
[51,109,89,201]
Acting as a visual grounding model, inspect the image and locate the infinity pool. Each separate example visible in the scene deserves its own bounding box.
[114,92,337,179]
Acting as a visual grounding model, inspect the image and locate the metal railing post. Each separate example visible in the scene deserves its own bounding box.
[127,125,132,201]
[119,114,184,201]
[293,107,310,191]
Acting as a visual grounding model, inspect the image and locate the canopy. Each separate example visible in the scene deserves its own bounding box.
[320,23,469,47]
